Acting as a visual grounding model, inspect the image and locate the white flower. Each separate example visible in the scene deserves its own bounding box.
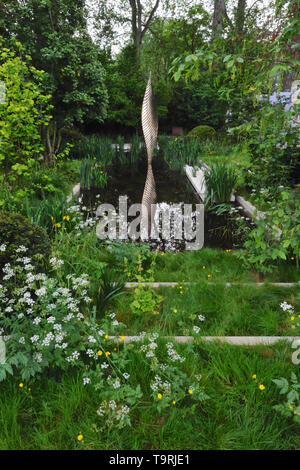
[97,406,105,417]
[113,379,121,389]
[193,326,200,333]
[86,349,95,357]
[50,258,64,269]
[280,301,294,313]
[30,335,40,343]
[0,244,6,252]
[15,245,28,253]
[83,377,91,386]
[35,353,43,363]
[35,287,47,297]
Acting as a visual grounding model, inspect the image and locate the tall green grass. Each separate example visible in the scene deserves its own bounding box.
[73,135,115,166]
[204,162,238,205]
[0,342,299,450]
[80,159,108,190]
[114,282,300,336]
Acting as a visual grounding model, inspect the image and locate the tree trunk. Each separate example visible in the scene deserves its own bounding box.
[235,0,246,37]
[212,0,226,40]
[129,0,160,65]
[45,122,61,165]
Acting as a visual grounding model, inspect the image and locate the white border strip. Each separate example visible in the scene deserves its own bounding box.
[125,282,299,288]
[109,335,300,345]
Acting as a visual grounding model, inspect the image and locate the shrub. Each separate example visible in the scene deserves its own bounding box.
[0,210,50,269]
[0,41,52,176]
[238,186,300,275]
[186,125,216,139]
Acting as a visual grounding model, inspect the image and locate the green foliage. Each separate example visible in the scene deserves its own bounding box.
[239,187,300,274]
[158,135,201,171]
[0,211,50,269]
[90,266,126,314]
[204,163,237,205]
[104,45,145,130]
[80,159,108,190]
[273,373,300,425]
[0,1,108,158]
[72,135,115,165]
[130,287,163,316]
[164,78,226,130]
[0,42,52,174]
[128,251,163,316]
[242,104,300,190]
[186,125,217,139]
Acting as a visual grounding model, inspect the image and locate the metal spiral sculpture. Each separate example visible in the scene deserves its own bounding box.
[141,73,158,239]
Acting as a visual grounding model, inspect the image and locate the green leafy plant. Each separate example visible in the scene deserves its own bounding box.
[0,41,52,175]
[273,373,300,425]
[204,163,237,205]
[239,187,300,274]
[0,210,50,269]
[129,252,163,316]
[91,266,126,314]
[80,159,108,190]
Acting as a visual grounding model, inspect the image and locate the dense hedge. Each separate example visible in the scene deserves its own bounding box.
[0,211,51,270]
[186,125,216,139]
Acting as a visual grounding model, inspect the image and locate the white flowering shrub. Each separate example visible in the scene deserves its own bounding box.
[0,245,209,429]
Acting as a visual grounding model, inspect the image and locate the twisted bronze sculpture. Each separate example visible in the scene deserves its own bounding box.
[141,73,158,239]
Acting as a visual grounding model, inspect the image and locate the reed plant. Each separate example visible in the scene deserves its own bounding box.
[204,162,237,205]
[80,159,108,190]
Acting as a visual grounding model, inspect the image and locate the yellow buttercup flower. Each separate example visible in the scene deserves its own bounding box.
[252,374,257,379]
[291,316,295,321]
[120,336,125,341]
[202,266,206,269]
[105,351,111,356]
[77,434,83,441]
[19,383,24,388]
[97,350,103,356]
[188,389,193,395]
[172,400,176,405]
[259,384,265,390]
[157,393,162,399]
[173,309,178,313]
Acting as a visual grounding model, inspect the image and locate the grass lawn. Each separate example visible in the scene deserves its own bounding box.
[114,283,300,336]
[153,249,299,283]
[0,341,299,450]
